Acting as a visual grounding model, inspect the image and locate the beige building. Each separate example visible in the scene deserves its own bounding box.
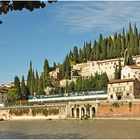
[49,68,60,79]
[72,58,124,80]
[108,78,140,100]
[121,65,140,80]
[0,89,7,104]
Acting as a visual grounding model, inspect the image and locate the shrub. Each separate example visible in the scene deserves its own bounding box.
[129,102,132,111]
[112,102,119,108]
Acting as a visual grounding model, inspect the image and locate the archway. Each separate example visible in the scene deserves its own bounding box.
[71,108,74,118]
[76,108,79,118]
[91,107,96,117]
[81,107,85,117]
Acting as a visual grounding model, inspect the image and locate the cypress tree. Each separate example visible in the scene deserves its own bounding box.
[14,76,21,100]
[43,59,51,88]
[134,23,139,55]
[53,62,56,69]
[73,46,78,63]
[121,27,126,56]
[115,66,119,79]
[118,58,122,79]
[35,70,39,93]
[78,48,83,63]
[38,76,44,95]
[65,55,71,79]
[30,70,35,95]
[127,54,134,65]
[27,61,33,95]
[21,76,27,100]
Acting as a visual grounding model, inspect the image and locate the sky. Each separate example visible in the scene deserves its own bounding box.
[0,1,140,84]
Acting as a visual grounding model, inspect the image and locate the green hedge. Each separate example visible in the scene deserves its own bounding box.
[9,109,30,116]
[31,107,59,116]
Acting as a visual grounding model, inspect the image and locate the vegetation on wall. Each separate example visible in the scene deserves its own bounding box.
[9,109,30,116]
[32,107,59,116]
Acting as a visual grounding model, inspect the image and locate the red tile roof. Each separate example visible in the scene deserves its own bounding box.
[108,78,135,84]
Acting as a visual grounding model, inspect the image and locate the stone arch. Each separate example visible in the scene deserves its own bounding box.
[90,106,96,118]
[81,107,86,117]
[71,108,75,118]
[76,108,80,118]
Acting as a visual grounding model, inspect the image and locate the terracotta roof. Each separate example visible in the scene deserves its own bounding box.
[127,65,140,69]
[108,78,135,84]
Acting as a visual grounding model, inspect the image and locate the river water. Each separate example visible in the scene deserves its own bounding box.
[0,119,140,139]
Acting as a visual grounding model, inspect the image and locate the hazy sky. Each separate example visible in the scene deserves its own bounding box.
[0,1,140,84]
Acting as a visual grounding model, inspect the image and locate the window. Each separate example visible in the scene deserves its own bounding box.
[130,86,132,91]
[113,87,115,91]
[110,95,113,99]
[127,93,129,96]
[128,73,130,77]
[123,87,125,90]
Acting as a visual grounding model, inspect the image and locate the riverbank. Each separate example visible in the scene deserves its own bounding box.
[1,100,140,121]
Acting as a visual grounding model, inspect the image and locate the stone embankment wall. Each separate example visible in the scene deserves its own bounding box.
[0,106,67,120]
[97,102,140,117]
[1,101,140,120]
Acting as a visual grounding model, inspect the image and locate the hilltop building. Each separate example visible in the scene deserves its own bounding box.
[121,65,140,80]
[72,58,124,80]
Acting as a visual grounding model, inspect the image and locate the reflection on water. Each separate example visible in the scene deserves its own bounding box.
[0,120,140,139]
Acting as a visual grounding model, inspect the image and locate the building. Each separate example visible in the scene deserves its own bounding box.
[72,58,124,80]
[49,68,60,80]
[0,83,14,89]
[121,65,140,80]
[108,78,140,100]
[0,88,8,104]
[0,82,14,104]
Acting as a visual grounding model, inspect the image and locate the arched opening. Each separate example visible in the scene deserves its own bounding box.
[71,108,74,118]
[81,107,85,117]
[91,107,96,117]
[76,108,79,118]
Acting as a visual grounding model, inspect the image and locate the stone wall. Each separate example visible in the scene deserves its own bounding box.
[97,102,140,117]
[0,106,67,120]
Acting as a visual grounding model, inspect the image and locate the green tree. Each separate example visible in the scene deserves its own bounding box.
[65,55,71,79]
[21,76,27,100]
[38,76,44,95]
[7,88,18,103]
[43,59,51,88]
[68,81,75,93]
[118,58,122,79]
[115,66,119,79]
[127,54,134,65]
[0,1,55,15]
[78,48,83,63]
[35,70,39,93]
[14,76,21,100]
[53,62,56,69]
[73,46,78,63]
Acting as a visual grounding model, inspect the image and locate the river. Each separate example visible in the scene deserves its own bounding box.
[0,119,140,139]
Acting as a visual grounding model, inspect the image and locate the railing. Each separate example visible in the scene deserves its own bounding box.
[28,94,108,102]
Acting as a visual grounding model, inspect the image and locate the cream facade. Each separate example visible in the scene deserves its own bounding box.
[108,78,140,100]
[49,68,60,79]
[121,65,140,80]
[72,58,124,80]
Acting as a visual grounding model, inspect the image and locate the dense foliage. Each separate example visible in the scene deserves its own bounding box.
[61,23,139,79]
[0,1,56,15]
[67,73,109,93]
